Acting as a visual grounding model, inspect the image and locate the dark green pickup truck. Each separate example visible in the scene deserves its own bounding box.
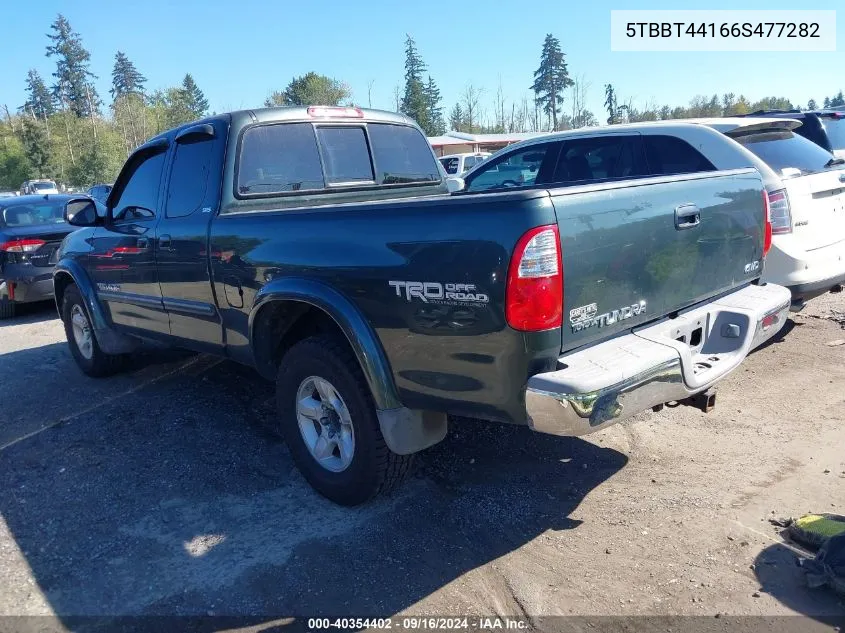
[54,106,791,505]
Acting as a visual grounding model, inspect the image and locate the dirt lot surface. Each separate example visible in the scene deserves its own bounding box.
[0,293,843,630]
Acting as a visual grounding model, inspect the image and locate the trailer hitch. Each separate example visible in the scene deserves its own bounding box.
[684,388,717,413]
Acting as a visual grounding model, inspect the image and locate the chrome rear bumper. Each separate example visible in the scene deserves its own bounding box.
[526,283,792,437]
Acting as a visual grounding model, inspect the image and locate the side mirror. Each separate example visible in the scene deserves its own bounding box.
[446,177,466,193]
[64,198,100,227]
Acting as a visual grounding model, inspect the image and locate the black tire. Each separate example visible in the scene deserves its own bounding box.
[0,298,15,320]
[275,335,413,506]
[62,284,125,377]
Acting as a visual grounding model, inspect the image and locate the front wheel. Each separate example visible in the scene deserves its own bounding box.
[62,284,125,377]
[275,336,413,506]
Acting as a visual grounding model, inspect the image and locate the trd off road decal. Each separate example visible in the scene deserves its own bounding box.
[389,281,489,307]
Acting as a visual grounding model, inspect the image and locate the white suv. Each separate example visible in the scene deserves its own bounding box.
[699,118,845,308]
[438,152,491,176]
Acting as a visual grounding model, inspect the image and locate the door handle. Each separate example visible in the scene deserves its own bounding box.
[159,234,172,250]
[674,204,701,230]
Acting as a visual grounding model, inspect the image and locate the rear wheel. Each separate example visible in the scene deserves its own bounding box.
[0,298,15,320]
[62,284,125,377]
[275,335,413,506]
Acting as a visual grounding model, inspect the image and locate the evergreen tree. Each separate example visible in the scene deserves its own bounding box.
[823,97,832,109]
[424,76,445,136]
[531,34,573,130]
[449,103,465,132]
[110,51,147,100]
[400,35,430,132]
[19,117,51,177]
[181,74,209,119]
[45,14,100,117]
[831,91,845,108]
[22,70,55,119]
[807,98,818,110]
[604,84,618,124]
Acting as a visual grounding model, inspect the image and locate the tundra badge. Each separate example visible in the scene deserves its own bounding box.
[570,300,646,332]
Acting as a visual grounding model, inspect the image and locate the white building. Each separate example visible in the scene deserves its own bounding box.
[427,131,551,156]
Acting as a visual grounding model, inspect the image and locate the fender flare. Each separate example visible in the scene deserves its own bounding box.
[53,259,110,331]
[53,260,136,355]
[249,278,402,411]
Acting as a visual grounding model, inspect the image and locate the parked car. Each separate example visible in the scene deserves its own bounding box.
[55,108,789,505]
[19,179,59,195]
[0,194,103,319]
[0,191,17,198]
[695,117,845,308]
[737,109,845,159]
[438,152,491,175]
[86,183,113,204]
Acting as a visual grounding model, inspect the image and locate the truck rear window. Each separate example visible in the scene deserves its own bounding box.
[238,121,440,196]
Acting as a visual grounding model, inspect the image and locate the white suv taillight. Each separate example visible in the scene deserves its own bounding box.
[768,189,792,235]
[505,225,563,331]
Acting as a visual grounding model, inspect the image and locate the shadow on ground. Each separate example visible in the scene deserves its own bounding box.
[754,542,845,622]
[0,300,57,328]
[0,349,628,627]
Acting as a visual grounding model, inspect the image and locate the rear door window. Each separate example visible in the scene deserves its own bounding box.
[166,137,215,217]
[643,135,716,176]
[553,135,646,184]
[733,130,836,175]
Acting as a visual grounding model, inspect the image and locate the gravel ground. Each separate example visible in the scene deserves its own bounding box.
[0,293,843,629]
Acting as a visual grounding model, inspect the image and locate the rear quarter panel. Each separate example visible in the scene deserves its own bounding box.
[211,190,560,423]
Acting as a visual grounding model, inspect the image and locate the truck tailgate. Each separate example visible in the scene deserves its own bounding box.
[549,168,766,353]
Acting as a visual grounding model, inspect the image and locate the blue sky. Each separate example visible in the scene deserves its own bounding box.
[0,0,842,127]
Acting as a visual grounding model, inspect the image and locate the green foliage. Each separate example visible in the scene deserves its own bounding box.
[22,70,55,119]
[448,103,465,132]
[0,135,32,190]
[604,84,617,124]
[111,51,146,100]
[531,34,573,130]
[19,117,51,177]
[400,36,431,132]
[424,76,445,136]
[831,91,845,108]
[46,14,100,118]
[807,98,818,110]
[265,72,350,107]
[181,73,209,118]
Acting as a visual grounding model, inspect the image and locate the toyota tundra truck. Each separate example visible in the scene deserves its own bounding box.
[54,107,791,505]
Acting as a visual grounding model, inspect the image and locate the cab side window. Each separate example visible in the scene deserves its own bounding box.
[465,143,559,192]
[112,151,166,222]
[166,137,214,218]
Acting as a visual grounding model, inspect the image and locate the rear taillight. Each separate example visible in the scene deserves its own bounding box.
[761,191,773,257]
[0,238,45,253]
[767,189,792,236]
[506,225,563,331]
